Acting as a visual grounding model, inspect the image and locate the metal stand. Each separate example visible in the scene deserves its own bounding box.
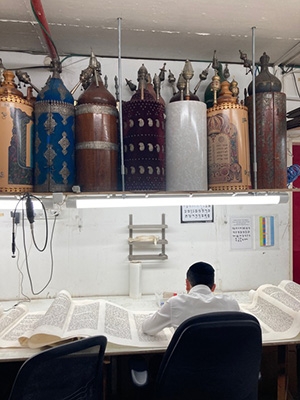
[128,214,168,261]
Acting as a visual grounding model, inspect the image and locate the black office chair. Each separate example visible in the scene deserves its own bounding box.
[154,311,262,400]
[131,312,262,399]
[8,335,107,400]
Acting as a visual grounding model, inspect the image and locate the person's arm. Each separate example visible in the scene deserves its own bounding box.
[142,301,172,336]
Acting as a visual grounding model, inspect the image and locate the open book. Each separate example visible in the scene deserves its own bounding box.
[240,280,300,342]
[0,290,173,349]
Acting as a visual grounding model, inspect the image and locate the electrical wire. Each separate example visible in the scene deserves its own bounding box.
[11,193,57,296]
[12,193,49,252]
[30,0,60,62]
[4,229,31,311]
[28,194,49,252]
[22,216,56,296]
[15,243,31,306]
[21,209,56,296]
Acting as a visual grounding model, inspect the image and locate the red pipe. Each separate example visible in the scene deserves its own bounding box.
[31,0,59,61]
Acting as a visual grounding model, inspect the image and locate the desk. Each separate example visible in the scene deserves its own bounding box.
[0,294,164,361]
[0,293,298,399]
[0,291,251,360]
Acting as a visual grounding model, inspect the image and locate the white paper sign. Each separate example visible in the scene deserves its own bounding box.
[181,205,214,223]
[230,217,253,250]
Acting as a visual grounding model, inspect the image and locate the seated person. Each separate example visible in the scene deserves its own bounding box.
[142,261,240,336]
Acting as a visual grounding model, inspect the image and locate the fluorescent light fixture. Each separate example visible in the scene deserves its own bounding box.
[0,198,44,210]
[0,192,289,210]
[0,200,20,210]
[72,192,289,209]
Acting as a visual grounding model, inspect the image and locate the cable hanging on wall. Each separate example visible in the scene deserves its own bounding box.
[12,193,58,296]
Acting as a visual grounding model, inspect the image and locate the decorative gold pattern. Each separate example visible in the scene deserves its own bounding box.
[59,161,70,183]
[0,185,33,193]
[0,96,32,106]
[43,144,57,166]
[35,101,74,115]
[44,113,57,136]
[57,84,69,102]
[57,104,73,125]
[58,132,70,155]
[210,184,249,191]
[76,141,118,151]
[208,103,248,112]
[35,135,41,154]
[76,104,119,117]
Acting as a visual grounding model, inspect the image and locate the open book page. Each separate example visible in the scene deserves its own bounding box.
[20,296,115,348]
[278,280,300,301]
[63,300,172,348]
[0,303,37,348]
[0,304,27,347]
[0,312,43,348]
[19,290,73,348]
[240,282,300,341]
[19,292,173,349]
[0,304,27,335]
[99,301,172,348]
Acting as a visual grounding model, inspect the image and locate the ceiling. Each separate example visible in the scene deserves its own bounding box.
[1,0,300,68]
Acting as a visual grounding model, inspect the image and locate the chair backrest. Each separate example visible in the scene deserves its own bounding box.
[8,335,107,400]
[155,311,262,400]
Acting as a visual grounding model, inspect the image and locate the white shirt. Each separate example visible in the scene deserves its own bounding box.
[142,284,240,336]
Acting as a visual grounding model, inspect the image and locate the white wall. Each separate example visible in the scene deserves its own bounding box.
[0,202,291,301]
[0,51,293,301]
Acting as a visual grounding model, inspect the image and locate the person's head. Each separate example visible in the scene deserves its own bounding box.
[186,261,216,292]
